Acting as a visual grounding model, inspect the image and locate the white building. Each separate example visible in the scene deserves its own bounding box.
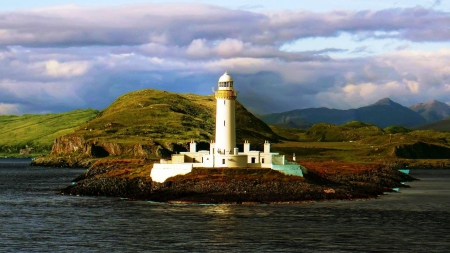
[151,72,304,183]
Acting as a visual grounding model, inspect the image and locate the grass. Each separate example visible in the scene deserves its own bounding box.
[414,117,450,132]
[0,89,280,157]
[169,167,305,182]
[68,89,280,149]
[269,121,450,164]
[0,109,99,154]
[269,125,307,141]
[3,87,450,165]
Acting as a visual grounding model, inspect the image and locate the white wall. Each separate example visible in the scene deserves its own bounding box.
[214,154,247,167]
[151,164,193,183]
[215,98,236,153]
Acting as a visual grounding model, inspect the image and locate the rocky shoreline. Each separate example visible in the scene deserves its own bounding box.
[31,155,98,168]
[55,159,417,204]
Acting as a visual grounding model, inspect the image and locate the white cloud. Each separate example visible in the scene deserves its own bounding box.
[45,60,90,77]
[216,39,244,57]
[405,80,420,93]
[0,103,20,115]
[186,39,212,58]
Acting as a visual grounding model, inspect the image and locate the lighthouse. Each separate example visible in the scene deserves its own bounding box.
[214,72,237,154]
[150,72,304,182]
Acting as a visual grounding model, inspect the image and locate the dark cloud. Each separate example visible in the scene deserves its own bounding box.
[1,4,449,49]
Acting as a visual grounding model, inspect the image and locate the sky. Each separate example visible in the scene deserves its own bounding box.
[1,0,450,115]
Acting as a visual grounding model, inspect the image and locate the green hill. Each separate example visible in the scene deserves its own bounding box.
[413,117,450,132]
[0,109,99,155]
[304,121,385,142]
[70,89,278,143]
[49,89,280,158]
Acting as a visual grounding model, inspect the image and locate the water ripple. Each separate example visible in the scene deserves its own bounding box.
[1,164,450,252]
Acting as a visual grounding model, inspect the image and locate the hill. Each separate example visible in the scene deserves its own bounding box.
[48,89,280,159]
[356,98,427,127]
[410,100,450,122]
[260,98,427,128]
[270,120,450,163]
[0,109,99,155]
[413,118,450,132]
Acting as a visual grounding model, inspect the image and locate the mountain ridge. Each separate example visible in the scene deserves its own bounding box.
[260,98,440,128]
[410,99,450,122]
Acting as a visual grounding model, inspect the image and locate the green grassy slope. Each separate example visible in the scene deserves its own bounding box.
[413,117,450,132]
[0,109,99,154]
[270,120,450,161]
[67,89,280,147]
[303,121,385,142]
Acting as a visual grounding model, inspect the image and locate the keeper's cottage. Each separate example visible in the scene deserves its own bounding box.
[150,72,304,182]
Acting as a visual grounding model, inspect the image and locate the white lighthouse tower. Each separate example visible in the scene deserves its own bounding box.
[214,72,237,154]
[150,72,305,182]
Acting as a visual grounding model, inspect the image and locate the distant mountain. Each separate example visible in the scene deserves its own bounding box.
[356,98,427,127]
[260,98,427,128]
[413,117,450,132]
[409,100,450,122]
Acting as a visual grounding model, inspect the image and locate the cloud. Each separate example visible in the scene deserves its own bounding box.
[0,3,450,115]
[0,103,20,115]
[45,60,90,77]
[1,4,450,48]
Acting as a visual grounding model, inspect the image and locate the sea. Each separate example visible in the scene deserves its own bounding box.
[1,158,450,252]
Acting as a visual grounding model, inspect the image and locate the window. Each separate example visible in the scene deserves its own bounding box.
[224,120,225,126]
[224,100,225,105]
[222,159,225,165]
[262,158,265,164]
[251,157,256,163]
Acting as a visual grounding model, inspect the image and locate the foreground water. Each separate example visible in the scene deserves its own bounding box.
[1,159,450,252]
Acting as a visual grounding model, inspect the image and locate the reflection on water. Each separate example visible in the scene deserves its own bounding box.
[1,162,449,252]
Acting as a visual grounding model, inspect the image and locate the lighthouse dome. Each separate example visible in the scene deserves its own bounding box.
[218,72,233,82]
[218,72,234,90]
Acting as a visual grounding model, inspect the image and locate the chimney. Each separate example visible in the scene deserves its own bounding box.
[189,139,197,153]
[244,140,250,153]
[264,140,271,153]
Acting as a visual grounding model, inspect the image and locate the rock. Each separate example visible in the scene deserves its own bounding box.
[62,177,152,199]
[50,136,173,159]
[58,163,417,203]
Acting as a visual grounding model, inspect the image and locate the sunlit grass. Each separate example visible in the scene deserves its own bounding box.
[0,109,99,154]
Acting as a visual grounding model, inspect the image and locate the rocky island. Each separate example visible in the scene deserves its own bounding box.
[54,158,415,203]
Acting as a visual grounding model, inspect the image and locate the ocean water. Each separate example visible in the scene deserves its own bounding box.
[1,158,450,252]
